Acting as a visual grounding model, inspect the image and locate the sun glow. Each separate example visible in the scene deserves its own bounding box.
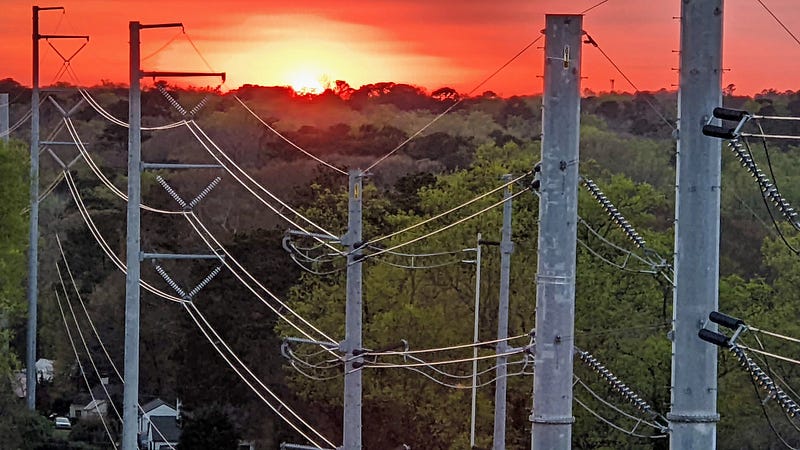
[288,70,325,95]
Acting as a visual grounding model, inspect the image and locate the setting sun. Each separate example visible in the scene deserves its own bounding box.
[288,70,325,95]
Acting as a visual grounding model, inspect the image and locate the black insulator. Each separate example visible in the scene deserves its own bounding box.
[702,124,736,139]
[709,311,745,330]
[531,179,541,191]
[698,328,730,347]
[713,107,749,121]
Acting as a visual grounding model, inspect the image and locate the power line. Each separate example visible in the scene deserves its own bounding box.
[233,95,347,175]
[360,187,530,263]
[582,31,676,132]
[755,0,800,49]
[184,120,342,250]
[55,261,123,422]
[363,35,544,172]
[53,288,119,449]
[365,172,530,247]
[180,300,336,449]
[54,234,177,449]
[580,0,612,15]
[183,211,340,347]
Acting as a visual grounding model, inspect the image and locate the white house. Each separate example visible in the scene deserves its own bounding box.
[139,398,181,450]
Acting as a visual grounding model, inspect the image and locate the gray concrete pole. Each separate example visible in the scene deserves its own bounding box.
[531,14,582,450]
[668,1,723,448]
[26,6,41,411]
[1,93,9,144]
[493,175,513,450]
[343,170,363,450]
[470,232,482,449]
[122,21,142,450]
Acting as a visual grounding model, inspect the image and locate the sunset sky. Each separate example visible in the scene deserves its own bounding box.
[3,0,800,96]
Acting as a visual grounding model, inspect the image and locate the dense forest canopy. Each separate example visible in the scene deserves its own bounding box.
[2,76,800,448]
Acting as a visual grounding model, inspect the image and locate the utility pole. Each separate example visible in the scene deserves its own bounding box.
[123,21,224,450]
[342,170,363,450]
[668,1,723,449]
[493,175,513,450]
[1,93,8,144]
[470,232,483,449]
[531,14,582,450]
[28,5,87,410]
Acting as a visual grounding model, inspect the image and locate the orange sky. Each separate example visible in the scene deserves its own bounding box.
[3,0,800,96]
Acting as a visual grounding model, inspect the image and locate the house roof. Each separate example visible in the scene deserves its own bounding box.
[141,398,173,414]
[90,382,122,401]
[83,399,107,411]
[150,416,181,442]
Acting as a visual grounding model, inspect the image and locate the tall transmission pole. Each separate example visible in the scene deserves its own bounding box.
[343,170,364,450]
[493,175,514,450]
[668,1,723,448]
[124,21,224,450]
[28,5,87,410]
[531,14,582,450]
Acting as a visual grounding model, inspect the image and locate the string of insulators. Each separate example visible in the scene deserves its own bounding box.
[154,264,188,299]
[187,265,223,298]
[156,83,189,117]
[576,348,654,415]
[156,175,188,208]
[730,345,800,419]
[188,176,222,209]
[729,139,800,226]
[581,177,647,249]
[188,95,211,117]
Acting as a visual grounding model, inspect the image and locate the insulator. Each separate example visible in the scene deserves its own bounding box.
[156,175,187,208]
[713,107,749,122]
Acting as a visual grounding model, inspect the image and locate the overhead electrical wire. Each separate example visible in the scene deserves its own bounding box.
[363,34,544,172]
[582,32,676,132]
[356,347,526,371]
[61,171,335,448]
[232,96,347,175]
[182,211,339,347]
[57,135,337,349]
[180,300,336,449]
[184,120,342,251]
[53,288,119,449]
[54,235,177,449]
[360,187,530,263]
[755,0,800,49]
[62,169,185,303]
[56,262,124,423]
[365,172,530,247]
[580,0,612,14]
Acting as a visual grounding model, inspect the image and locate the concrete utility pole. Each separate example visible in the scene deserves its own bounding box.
[123,21,224,450]
[1,93,8,144]
[122,20,144,450]
[668,1,723,449]
[342,170,364,450]
[531,14,582,450]
[28,5,87,410]
[493,175,513,450]
[470,232,483,449]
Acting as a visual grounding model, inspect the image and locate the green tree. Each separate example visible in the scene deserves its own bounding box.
[178,406,241,450]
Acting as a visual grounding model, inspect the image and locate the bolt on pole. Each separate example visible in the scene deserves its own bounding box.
[493,174,514,450]
[668,1,723,448]
[343,170,363,450]
[531,14,582,450]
